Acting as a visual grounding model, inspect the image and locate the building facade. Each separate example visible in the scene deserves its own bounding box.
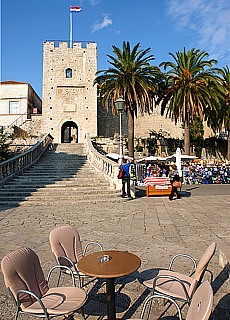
[41,41,97,143]
[0,81,41,128]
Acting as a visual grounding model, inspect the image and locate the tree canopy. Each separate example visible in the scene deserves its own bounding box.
[159,48,222,154]
[94,41,162,157]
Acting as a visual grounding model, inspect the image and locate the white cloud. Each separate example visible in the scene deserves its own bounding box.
[91,14,112,33]
[80,0,101,5]
[166,0,230,65]
[90,0,101,5]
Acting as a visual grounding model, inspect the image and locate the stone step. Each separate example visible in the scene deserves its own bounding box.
[0,191,120,201]
[5,172,107,180]
[13,168,97,175]
[14,173,94,177]
[24,165,92,170]
[31,163,89,167]
[0,187,115,196]
[0,197,121,208]
[4,180,110,187]
[34,158,88,162]
[0,142,119,207]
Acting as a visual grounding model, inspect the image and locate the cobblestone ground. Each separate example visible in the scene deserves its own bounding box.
[0,185,229,319]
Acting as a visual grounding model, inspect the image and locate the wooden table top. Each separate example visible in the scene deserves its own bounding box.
[77,250,141,279]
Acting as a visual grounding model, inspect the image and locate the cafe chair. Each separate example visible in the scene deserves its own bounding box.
[1,247,87,320]
[49,225,103,287]
[142,242,216,317]
[135,280,213,320]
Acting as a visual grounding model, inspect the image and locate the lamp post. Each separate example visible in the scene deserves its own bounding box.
[115,97,126,160]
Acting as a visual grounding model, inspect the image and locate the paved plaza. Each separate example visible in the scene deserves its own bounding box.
[0,184,229,319]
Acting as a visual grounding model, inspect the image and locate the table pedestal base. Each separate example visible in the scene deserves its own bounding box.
[106,278,116,320]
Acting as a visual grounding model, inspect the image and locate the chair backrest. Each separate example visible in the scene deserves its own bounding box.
[188,242,216,298]
[193,242,216,281]
[1,247,49,308]
[186,281,213,320]
[49,225,83,266]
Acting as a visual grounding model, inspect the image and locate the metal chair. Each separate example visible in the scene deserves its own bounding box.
[49,225,103,287]
[137,280,213,319]
[1,247,87,320]
[142,242,216,317]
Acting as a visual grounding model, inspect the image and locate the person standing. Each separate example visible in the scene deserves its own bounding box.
[169,165,181,200]
[121,158,131,198]
[147,164,151,177]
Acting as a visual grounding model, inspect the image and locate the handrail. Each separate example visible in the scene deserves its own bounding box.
[6,112,28,129]
[0,134,54,185]
[85,133,120,189]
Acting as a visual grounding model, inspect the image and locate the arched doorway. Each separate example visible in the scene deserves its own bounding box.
[61,121,78,143]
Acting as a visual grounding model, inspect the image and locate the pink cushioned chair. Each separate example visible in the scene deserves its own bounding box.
[1,247,87,320]
[136,280,213,320]
[142,242,216,317]
[49,225,103,287]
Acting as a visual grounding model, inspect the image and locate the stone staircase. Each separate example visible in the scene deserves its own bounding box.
[0,143,121,209]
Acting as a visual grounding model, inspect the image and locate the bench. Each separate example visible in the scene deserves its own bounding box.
[144,177,172,197]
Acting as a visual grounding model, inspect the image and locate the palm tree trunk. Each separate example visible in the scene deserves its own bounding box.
[184,120,190,155]
[127,108,134,158]
[227,129,230,160]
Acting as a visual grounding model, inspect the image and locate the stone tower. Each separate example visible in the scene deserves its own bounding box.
[42,41,97,143]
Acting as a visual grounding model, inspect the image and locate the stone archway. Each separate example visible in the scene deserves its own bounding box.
[61,121,78,143]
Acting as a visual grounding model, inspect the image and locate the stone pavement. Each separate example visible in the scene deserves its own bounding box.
[0,184,229,319]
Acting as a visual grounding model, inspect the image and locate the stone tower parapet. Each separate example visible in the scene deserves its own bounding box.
[42,41,97,143]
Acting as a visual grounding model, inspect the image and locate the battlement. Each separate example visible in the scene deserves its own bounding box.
[43,40,96,50]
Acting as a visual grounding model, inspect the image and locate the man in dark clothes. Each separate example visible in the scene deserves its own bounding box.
[121,158,131,198]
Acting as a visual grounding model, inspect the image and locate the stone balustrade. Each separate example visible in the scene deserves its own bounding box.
[0,134,53,185]
[85,133,120,189]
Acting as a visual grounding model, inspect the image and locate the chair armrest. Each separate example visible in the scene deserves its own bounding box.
[57,255,75,268]
[152,274,191,303]
[168,253,197,276]
[16,289,49,317]
[47,265,80,287]
[83,241,103,256]
[140,294,183,320]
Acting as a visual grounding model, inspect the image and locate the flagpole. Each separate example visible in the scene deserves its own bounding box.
[70,10,73,48]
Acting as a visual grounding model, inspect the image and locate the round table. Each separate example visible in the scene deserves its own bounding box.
[78,250,141,320]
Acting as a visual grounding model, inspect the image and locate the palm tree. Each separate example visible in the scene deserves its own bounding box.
[159,48,222,155]
[219,66,230,160]
[94,41,162,158]
[207,66,230,159]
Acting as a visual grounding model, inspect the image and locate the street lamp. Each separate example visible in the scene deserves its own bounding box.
[114,97,126,160]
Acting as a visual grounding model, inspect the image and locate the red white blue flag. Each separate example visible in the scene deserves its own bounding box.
[70,6,81,13]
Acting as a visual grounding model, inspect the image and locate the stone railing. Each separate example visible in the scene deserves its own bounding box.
[85,134,120,189]
[0,134,54,185]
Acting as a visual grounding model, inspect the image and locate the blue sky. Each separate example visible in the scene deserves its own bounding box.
[1,0,230,98]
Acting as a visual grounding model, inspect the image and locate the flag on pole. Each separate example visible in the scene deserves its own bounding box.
[70,6,81,13]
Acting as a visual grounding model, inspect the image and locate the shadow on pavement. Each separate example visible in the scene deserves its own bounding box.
[121,288,150,319]
[180,190,191,198]
[213,264,229,295]
[135,187,146,198]
[212,293,230,320]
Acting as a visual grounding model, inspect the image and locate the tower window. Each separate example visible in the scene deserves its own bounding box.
[66,68,72,78]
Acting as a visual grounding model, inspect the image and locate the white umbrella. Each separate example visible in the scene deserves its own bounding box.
[106,153,133,161]
[175,147,182,177]
[136,155,169,163]
[167,154,198,161]
[180,155,198,160]
[105,153,120,160]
